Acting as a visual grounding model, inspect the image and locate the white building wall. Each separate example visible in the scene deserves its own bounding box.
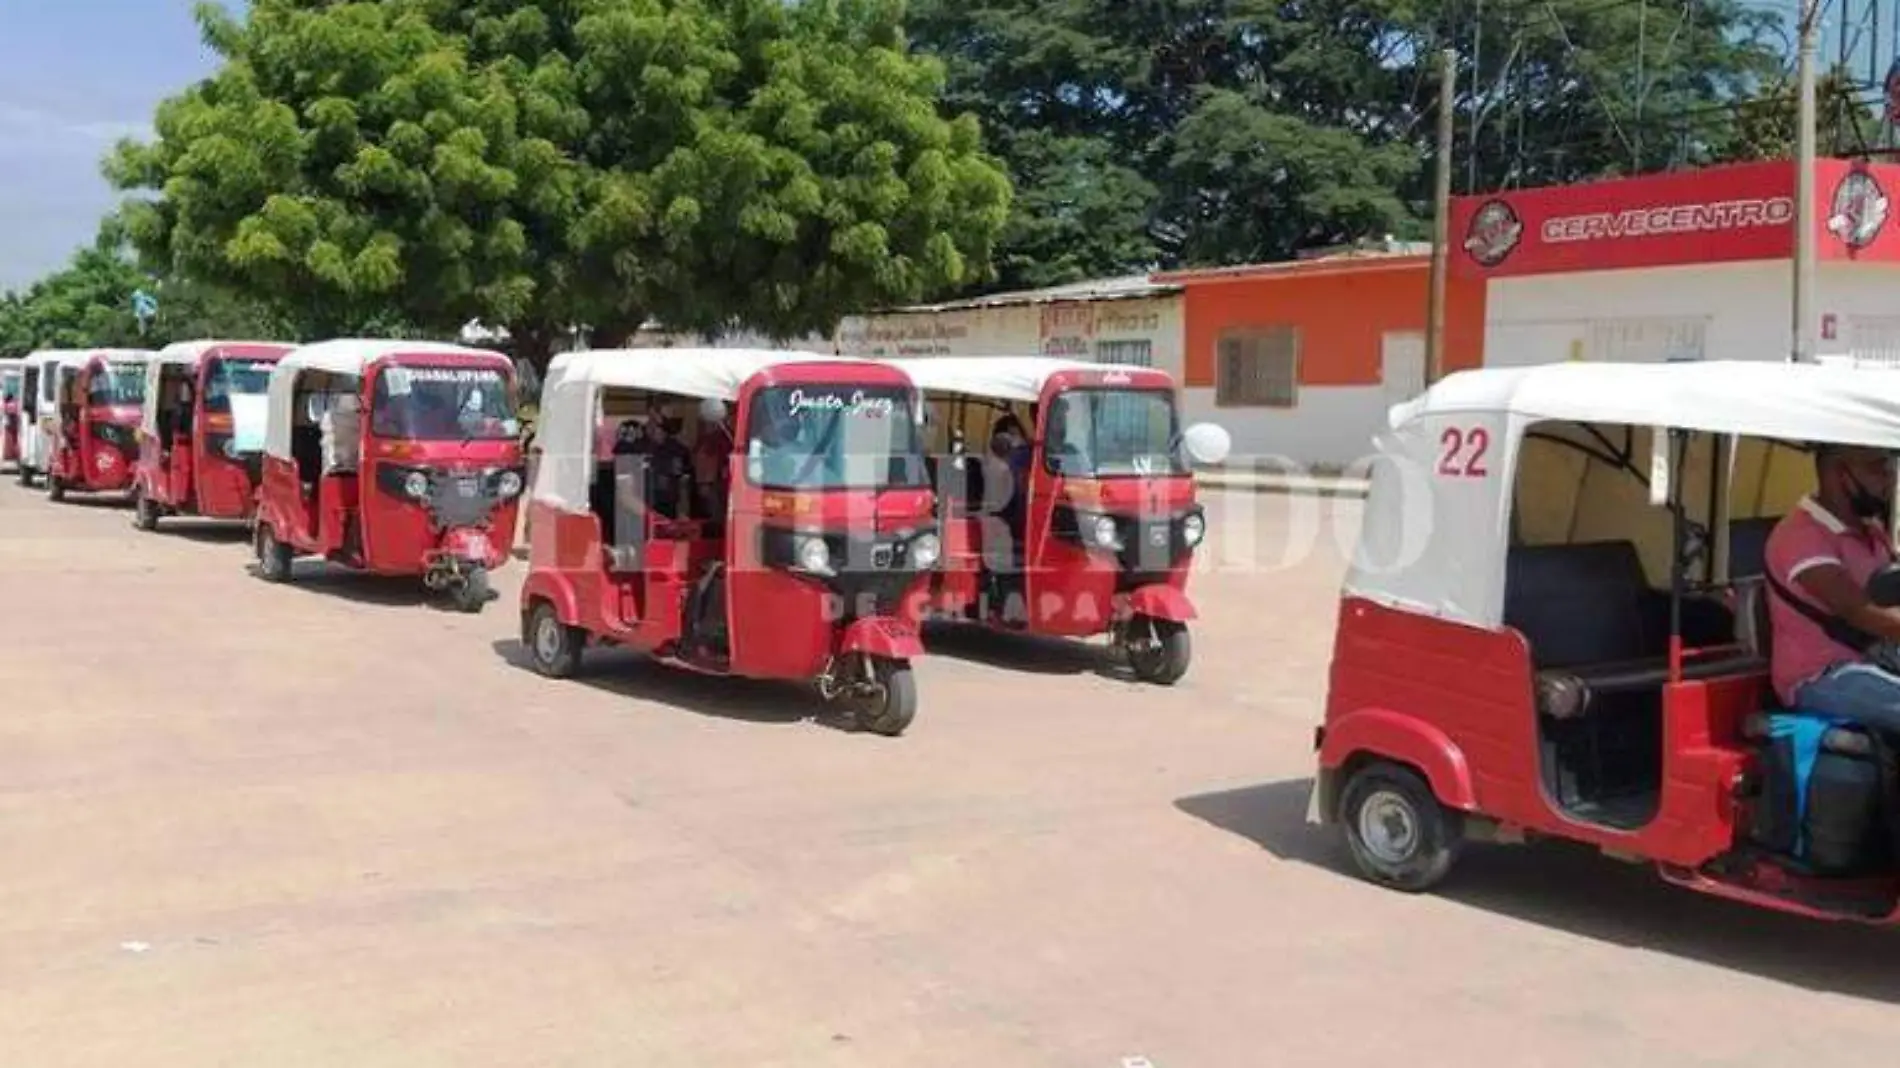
[1486,260,1900,367]
[834,295,1186,381]
[1179,387,1393,471]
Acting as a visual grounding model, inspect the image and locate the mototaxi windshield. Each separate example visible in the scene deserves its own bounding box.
[1044,387,1187,478]
[369,365,519,441]
[746,385,929,491]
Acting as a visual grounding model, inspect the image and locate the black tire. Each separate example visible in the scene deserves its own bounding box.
[1127,615,1191,685]
[856,658,917,737]
[133,487,159,531]
[255,523,293,583]
[46,475,64,503]
[453,566,493,614]
[1339,762,1463,893]
[524,600,583,678]
[15,464,29,488]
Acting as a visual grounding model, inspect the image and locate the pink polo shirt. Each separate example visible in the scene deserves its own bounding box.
[1764,495,1894,704]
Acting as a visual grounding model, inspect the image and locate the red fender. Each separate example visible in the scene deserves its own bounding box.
[1318,707,1478,812]
[1127,583,1196,623]
[839,616,925,661]
[439,526,496,563]
[520,570,580,627]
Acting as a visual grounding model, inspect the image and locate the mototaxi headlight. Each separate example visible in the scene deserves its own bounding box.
[910,532,942,570]
[402,470,430,499]
[496,470,523,498]
[794,534,833,575]
[1181,511,1206,548]
[1087,513,1121,550]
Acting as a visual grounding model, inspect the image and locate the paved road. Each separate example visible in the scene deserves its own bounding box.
[0,481,1896,1067]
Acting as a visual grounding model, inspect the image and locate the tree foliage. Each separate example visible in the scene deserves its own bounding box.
[108,0,1012,367]
[905,0,1795,286]
[0,220,292,357]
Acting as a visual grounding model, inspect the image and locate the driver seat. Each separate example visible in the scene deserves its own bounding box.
[1733,576,1874,756]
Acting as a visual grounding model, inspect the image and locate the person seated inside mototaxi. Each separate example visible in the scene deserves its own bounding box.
[983,413,1032,567]
[615,412,693,521]
[1764,444,1900,732]
[694,397,734,524]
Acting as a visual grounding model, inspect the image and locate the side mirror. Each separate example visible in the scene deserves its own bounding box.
[1181,422,1232,467]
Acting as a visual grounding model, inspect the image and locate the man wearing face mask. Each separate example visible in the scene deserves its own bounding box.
[1764,444,1900,730]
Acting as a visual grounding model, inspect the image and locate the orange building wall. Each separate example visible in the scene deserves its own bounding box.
[1179,265,1486,387]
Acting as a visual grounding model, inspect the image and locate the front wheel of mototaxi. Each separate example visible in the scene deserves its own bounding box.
[1123,614,1191,686]
[843,655,917,737]
[450,565,493,614]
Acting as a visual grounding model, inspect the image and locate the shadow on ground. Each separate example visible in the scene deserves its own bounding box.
[1177,777,1900,1005]
[489,639,862,733]
[920,620,1127,679]
[247,562,469,611]
[149,521,253,545]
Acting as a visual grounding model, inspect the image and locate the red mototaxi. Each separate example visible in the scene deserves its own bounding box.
[1311,359,1900,924]
[519,348,936,735]
[0,358,22,468]
[45,349,155,501]
[251,339,524,612]
[888,356,1230,685]
[134,340,294,529]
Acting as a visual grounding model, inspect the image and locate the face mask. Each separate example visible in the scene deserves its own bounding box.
[1847,470,1892,520]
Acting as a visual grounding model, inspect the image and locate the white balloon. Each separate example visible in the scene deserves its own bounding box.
[1181,422,1232,466]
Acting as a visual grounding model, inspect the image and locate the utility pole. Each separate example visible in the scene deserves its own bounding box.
[1426,48,1457,385]
[1792,0,1820,362]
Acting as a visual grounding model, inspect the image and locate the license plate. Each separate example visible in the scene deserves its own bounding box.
[463,534,491,559]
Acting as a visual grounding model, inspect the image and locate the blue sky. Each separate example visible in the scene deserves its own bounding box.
[0,0,226,291]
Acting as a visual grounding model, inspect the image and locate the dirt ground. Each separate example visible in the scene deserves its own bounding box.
[1,479,1897,1067]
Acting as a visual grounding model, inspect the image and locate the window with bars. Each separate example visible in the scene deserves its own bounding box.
[1216,327,1298,408]
[1095,339,1154,367]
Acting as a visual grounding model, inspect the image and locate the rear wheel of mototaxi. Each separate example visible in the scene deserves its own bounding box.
[524,599,584,678]
[1339,761,1464,892]
[46,474,64,502]
[133,485,160,531]
[254,522,293,583]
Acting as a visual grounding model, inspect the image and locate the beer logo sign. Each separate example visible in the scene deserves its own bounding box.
[1829,169,1889,250]
[1463,198,1522,266]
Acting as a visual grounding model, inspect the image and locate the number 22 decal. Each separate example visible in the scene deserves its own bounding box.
[1437,426,1490,478]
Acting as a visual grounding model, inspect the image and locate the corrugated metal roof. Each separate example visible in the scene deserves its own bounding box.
[883,274,1178,313]
[1155,250,1429,285]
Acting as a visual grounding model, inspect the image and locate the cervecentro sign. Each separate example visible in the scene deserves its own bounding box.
[1541,197,1795,243]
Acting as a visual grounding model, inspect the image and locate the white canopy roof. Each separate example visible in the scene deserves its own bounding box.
[1388,360,1900,450]
[1346,360,1900,633]
[542,347,825,403]
[276,338,505,379]
[264,338,512,460]
[155,339,291,368]
[531,347,874,512]
[885,355,1103,403]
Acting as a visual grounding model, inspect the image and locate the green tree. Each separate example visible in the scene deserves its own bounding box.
[1727,66,1884,163]
[109,0,1012,369]
[0,227,147,355]
[906,0,1790,277]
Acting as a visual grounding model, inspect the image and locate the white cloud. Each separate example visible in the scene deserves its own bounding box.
[0,101,150,145]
